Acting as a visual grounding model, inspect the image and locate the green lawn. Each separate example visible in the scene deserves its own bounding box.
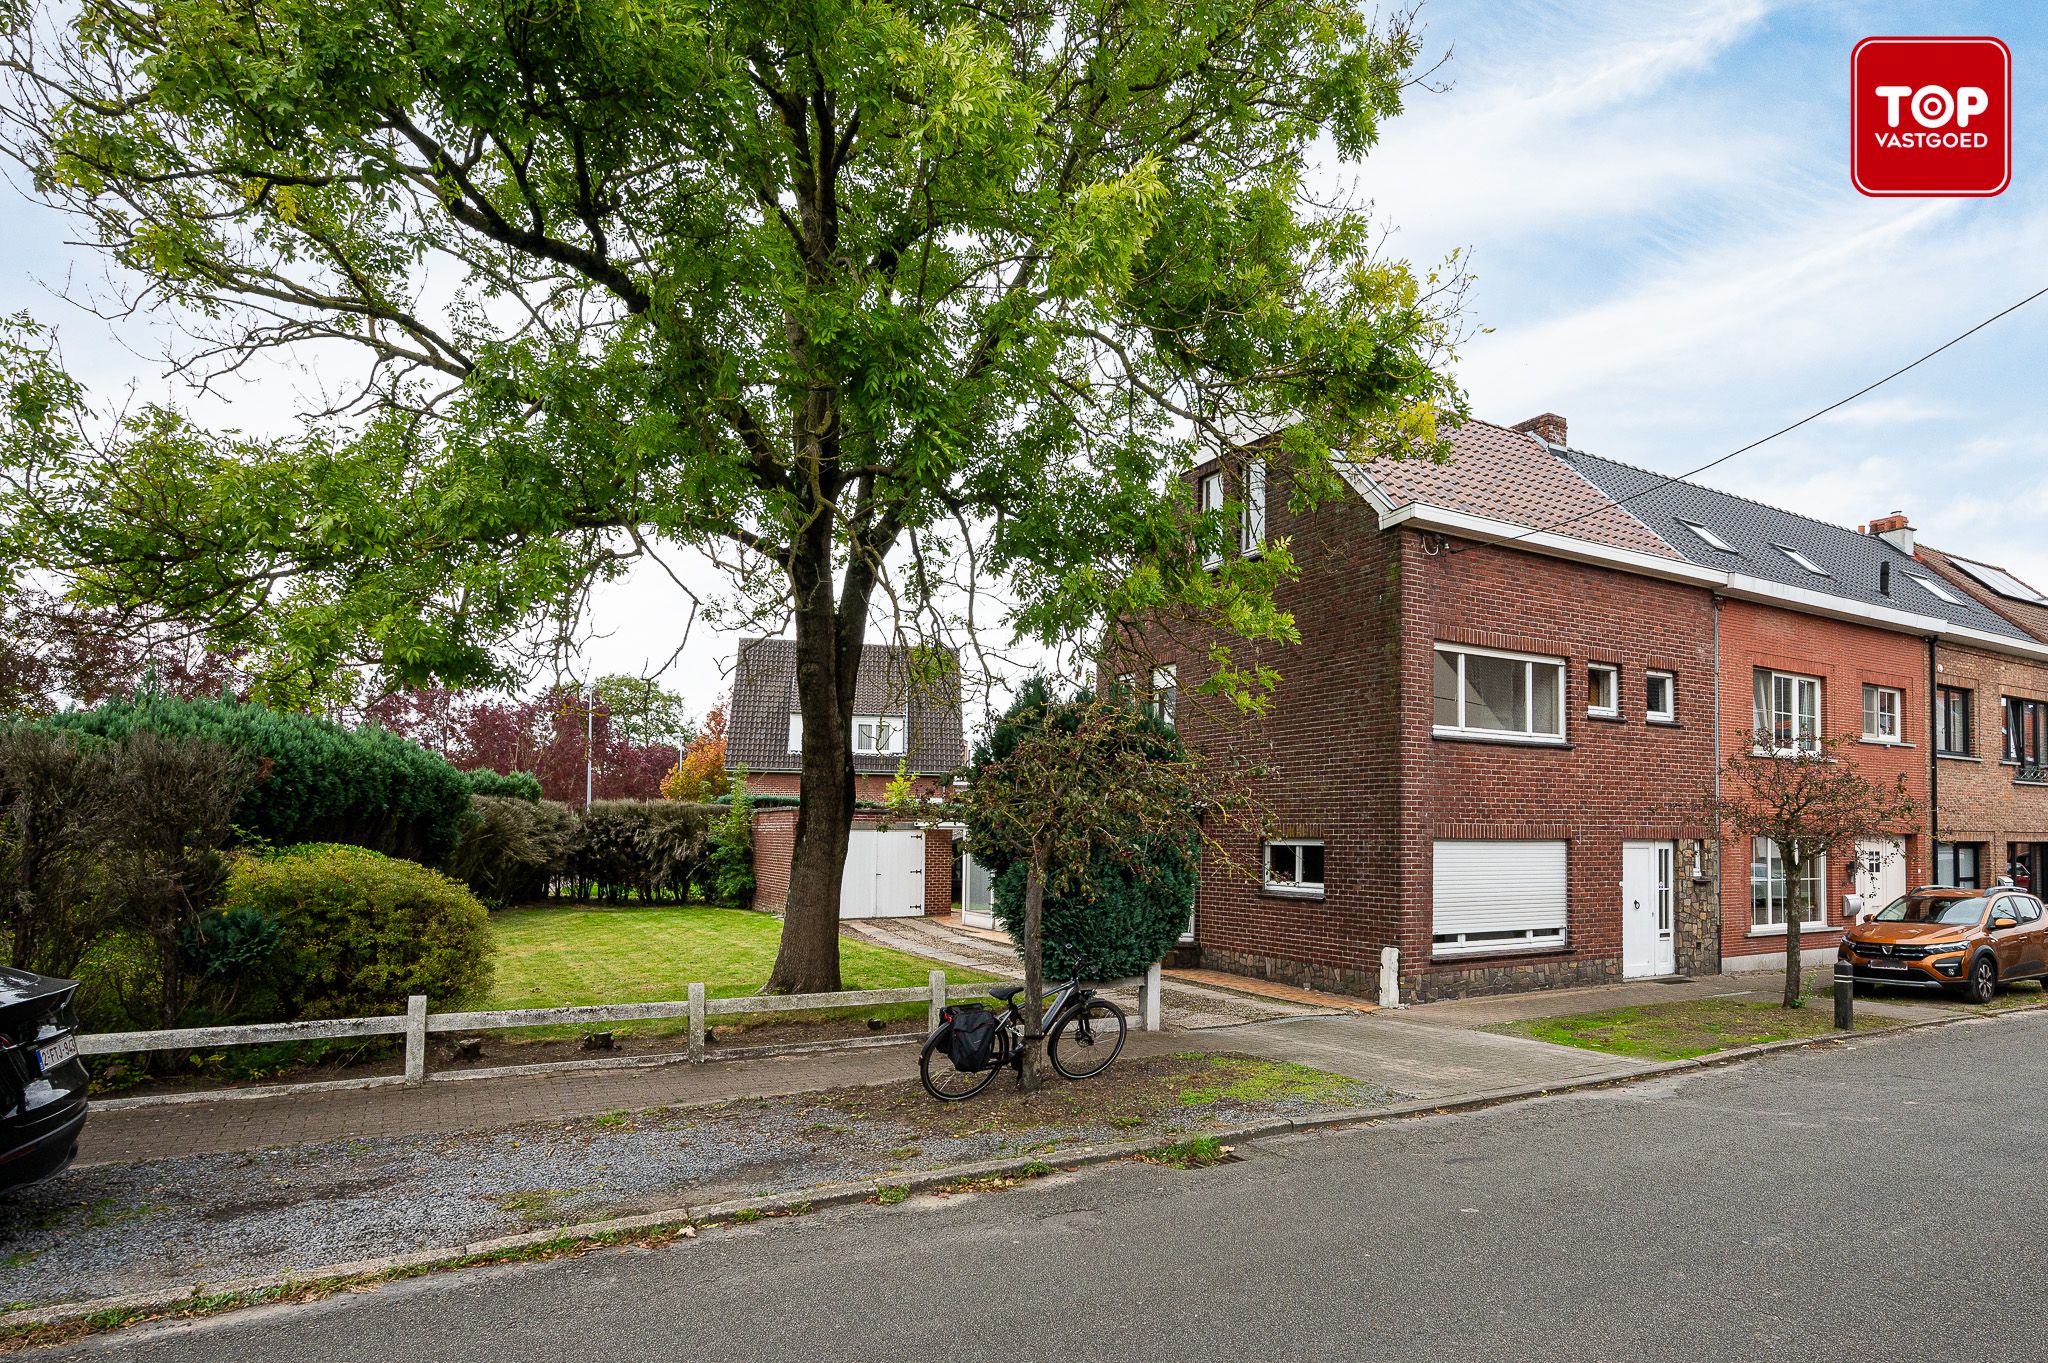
[1488,997,1899,1063]
[484,905,996,1020]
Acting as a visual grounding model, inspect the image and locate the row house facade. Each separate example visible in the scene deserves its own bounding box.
[1162,414,2048,1001]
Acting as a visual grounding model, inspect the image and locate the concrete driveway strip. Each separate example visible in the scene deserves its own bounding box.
[1207,1011,1659,1099]
[42,1007,2043,1362]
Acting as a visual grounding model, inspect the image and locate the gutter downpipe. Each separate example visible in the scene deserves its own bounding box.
[1928,635,1940,884]
[1712,596,1723,975]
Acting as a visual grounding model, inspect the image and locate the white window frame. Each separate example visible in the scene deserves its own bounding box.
[851,714,908,756]
[1676,519,1736,553]
[787,714,804,753]
[1432,643,1567,745]
[1241,460,1267,556]
[1199,471,1225,569]
[1432,840,1569,956]
[1774,544,1829,576]
[1586,663,1619,718]
[1645,671,1676,724]
[1750,838,1827,932]
[1861,684,1904,744]
[1148,666,1177,728]
[1262,839,1325,898]
[1910,574,1962,605]
[1753,669,1823,756]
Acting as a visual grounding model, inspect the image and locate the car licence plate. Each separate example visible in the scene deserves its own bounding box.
[35,1034,78,1073]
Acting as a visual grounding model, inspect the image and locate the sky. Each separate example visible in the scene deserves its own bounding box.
[2,0,2044,720]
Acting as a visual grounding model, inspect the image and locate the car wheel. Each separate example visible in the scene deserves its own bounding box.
[1967,954,1998,1005]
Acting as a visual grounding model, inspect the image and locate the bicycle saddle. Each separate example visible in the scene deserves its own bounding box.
[989,984,1026,1003]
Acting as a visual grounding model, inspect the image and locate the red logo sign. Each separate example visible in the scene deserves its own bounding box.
[1852,36,2011,197]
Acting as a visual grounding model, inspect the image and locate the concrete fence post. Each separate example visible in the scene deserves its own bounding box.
[1142,962,1162,1032]
[1379,947,1402,1009]
[687,982,706,1064]
[928,970,946,1036]
[404,995,428,1086]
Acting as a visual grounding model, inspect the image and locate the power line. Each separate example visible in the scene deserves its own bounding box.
[1449,282,2048,553]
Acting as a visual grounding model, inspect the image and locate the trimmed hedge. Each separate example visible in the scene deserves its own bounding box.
[220,843,494,1017]
[462,768,543,802]
[572,800,713,904]
[52,696,471,865]
[446,796,579,909]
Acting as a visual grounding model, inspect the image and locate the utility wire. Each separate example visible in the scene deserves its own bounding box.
[1446,282,2048,553]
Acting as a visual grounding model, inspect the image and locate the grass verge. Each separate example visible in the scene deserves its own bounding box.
[1488,996,1899,1062]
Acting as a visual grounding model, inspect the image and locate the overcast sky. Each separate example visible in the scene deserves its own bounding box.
[3,0,2042,720]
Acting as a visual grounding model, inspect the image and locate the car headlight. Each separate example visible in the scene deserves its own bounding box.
[1924,941,1970,955]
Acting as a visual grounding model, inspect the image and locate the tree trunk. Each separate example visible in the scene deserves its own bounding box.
[1017,841,1050,1092]
[1783,843,1805,1009]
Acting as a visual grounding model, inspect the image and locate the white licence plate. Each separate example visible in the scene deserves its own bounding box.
[36,1034,78,1072]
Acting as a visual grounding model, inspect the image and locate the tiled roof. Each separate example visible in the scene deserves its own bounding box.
[1557,449,2031,642]
[1356,418,1680,560]
[1915,545,2048,646]
[725,637,965,776]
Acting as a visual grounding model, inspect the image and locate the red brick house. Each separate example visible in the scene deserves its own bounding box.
[1164,414,2048,1000]
[724,637,963,918]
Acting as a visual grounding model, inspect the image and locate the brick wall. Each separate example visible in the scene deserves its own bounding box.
[1166,460,1720,1002]
[1713,598,1932,964]
[1931,641,2048,878]
[747,804,954,916]
[745,771,951,802]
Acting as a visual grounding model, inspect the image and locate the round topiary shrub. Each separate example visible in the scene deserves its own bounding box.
[989,835,1197,980]
[221,843,495,1018]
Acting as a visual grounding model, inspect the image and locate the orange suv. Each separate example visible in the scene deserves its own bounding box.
[1840,886,2048,1003]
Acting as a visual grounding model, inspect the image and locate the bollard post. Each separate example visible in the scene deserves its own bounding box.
[688,982,706,1063]
[404,994,428,1086]
[1833,962,1854,1031]
[1143,962,1162,1032]
[1379,946,1403,1009]
[928,969,946,1036]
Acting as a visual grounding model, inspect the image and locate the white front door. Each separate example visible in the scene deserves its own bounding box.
[1855,836,1907,917]
[1621,841,1676,978]
[838,829,926,919]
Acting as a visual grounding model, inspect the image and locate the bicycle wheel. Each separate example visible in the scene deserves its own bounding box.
[1048,997,1126,1081]
[920,1025,1003,1101]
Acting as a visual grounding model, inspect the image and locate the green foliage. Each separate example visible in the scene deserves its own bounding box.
[51,695,472,864]
[447,795,580,909]
[463,769,543,802]
[221,844,494,1017]
[990,838,1195,980]
[571,800,713,905]
[178,906,283,983]
[708,782,756,908]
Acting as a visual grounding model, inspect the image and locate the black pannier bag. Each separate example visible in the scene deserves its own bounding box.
[943,1004,999,1072]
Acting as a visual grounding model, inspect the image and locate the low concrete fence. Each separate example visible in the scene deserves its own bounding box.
[78,965,1166,1088]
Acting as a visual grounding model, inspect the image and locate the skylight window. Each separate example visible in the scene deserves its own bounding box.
[1775,545,1829,577]
[1675,519,1736,553]
[1909,574,1963,605]
[1951,559,2048,606]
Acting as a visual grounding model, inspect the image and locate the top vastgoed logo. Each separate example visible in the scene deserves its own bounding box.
[1851,36,2011,197]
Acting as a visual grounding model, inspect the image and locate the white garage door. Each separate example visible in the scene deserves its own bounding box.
[839,829,927,919]
[1432,840,1568,957]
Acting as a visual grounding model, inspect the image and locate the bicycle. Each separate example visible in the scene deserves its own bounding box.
[920,971,1128,1101]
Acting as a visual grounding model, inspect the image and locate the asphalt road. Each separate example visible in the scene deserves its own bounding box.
[42,1011,2048,1362]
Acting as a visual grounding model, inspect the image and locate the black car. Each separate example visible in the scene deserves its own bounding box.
[0,968,88,1189]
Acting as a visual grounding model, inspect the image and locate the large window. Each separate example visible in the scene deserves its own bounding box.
[1432,840,1568,956]
[1861,684,1904,744]
[1750,839,1826,929]
[1241,461,1267,556]
[1263,840,1325,897]
[2004,697,2048,772]
[1937,685,1973,756]
[1754,670,1822,755]
[1433,645,1565,743]
[1937,842,1983,890]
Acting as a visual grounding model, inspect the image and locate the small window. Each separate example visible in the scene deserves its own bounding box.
[1775,544,1829,576]
[1645,671,1676,724]
[787,714,803,753]
[1241,461,1267,556]
[852,715,907,756]
[1433,644,1566,743]
[1937,685,1973,756]
[1754,669,1822,755]
[1148,666,1177,728]
[1263,840,1325,897]
[1199,472,1225,569]
[1862,685,1904,743]
[1675,519,1736,553]
[1586,664,1618,717]
[1910,575,1963,605]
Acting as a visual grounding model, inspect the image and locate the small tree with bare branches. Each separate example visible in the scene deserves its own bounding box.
[1708,731,1917,1007]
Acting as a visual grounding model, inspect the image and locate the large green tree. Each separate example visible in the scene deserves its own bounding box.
[0,0,1463,990]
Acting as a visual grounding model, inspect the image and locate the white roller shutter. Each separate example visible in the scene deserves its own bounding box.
[1432,840,1568,956]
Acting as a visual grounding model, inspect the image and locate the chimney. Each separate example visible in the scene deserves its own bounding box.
[1869,511,1915,557]
[1510,413,1568,447]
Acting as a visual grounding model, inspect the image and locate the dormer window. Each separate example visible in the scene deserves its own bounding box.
[1775,544,1829,577]
[788,714,909,756]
